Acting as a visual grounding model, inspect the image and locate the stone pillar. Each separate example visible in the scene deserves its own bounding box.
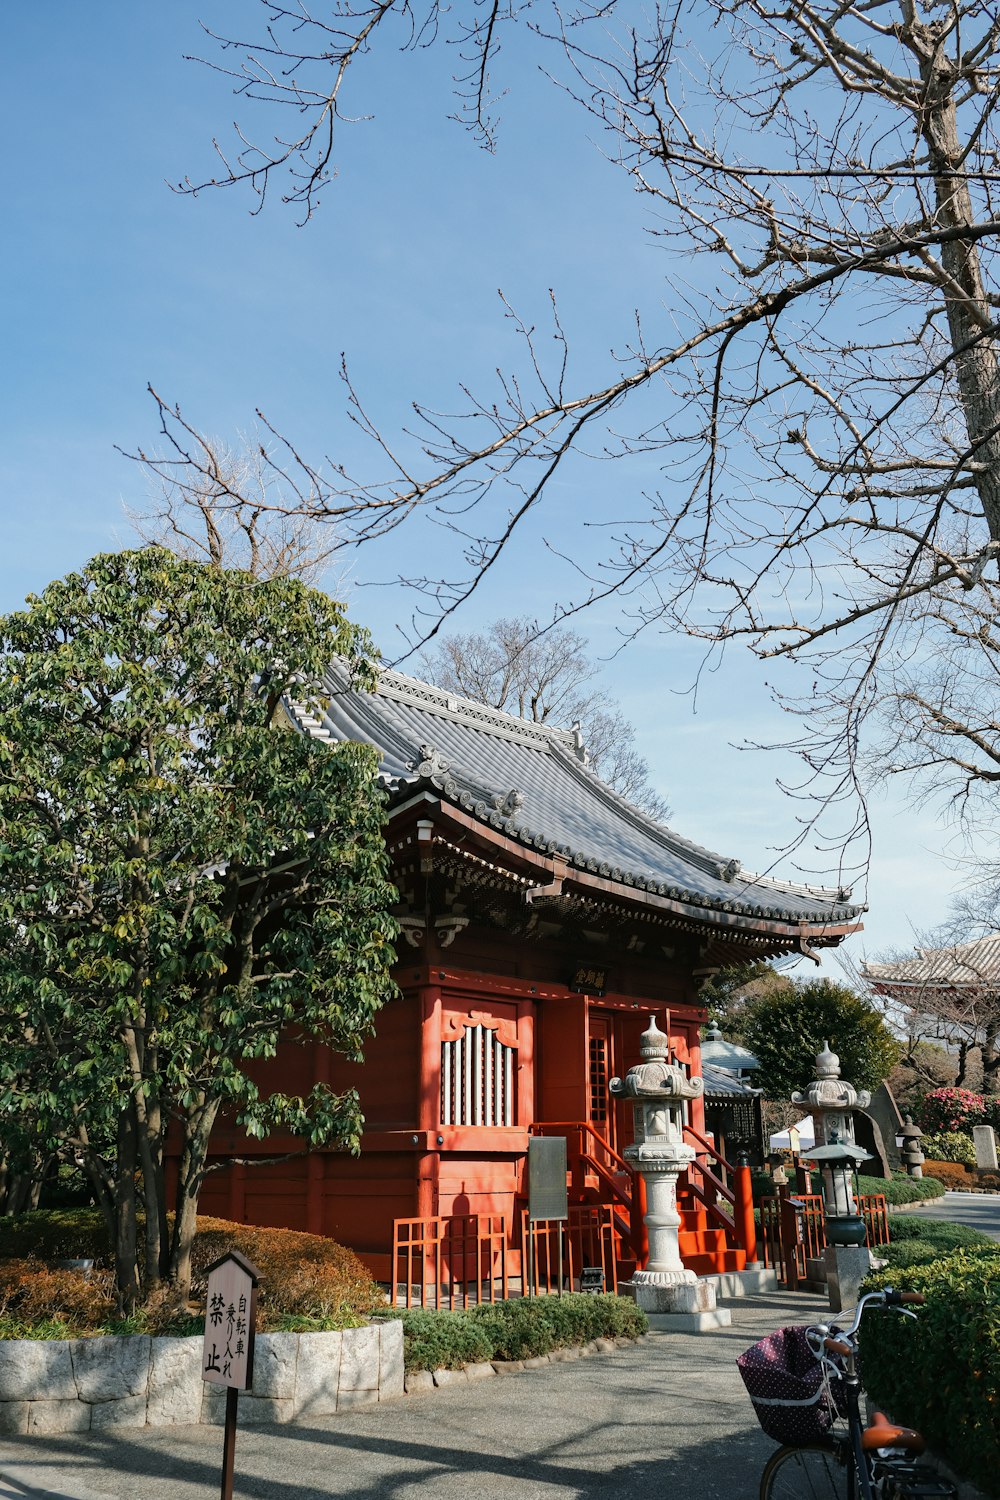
[610,1016,731,1332]
[973,1124,999,1171]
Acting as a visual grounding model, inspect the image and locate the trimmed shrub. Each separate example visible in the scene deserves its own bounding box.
[0,1209,112,1266]
[0,1259,115,1328]
[923,1161,973,1191]
[389,1293,647,1371]
[859,1173,946,1204]
[188,1217,383,1329]
[881,1215,999,1269]
[918,1088,986,1134]
[921,1131,977,1166]
[860,1254,1000,1496]
[0,1208,382,1335]
[395,1310,493,1372]
[470,1292,646,1362]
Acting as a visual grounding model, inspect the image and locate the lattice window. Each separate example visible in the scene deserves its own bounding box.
[589,1035,608,1123]
[441,1024,514,1127]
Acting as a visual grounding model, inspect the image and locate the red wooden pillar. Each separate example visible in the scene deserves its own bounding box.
[306,1153,324,1236]
[416,975,442,1224]
[734,1162,758,1265]
[305,1042,333,1235]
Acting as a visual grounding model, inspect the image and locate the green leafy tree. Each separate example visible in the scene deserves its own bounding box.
[742,979,900,1101]
[0,550,397,1308]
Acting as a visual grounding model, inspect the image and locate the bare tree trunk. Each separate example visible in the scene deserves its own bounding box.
[982,1020,1000,1097]
[114,1106,140,1315]
[955,1039,970,1087]
[170,1098,221,1300]
[921,66,1000,550]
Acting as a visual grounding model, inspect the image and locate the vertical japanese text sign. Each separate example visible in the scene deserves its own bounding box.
[202,1250,260,1391]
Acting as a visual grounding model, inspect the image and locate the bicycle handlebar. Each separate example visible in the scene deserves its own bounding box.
[837,1286,925,1342]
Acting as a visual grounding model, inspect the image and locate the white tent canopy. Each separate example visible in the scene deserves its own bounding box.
[768,1116,816,1153]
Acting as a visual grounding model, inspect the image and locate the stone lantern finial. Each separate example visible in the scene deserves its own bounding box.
[816,1041,840,1079]
[639,1014,670,1059]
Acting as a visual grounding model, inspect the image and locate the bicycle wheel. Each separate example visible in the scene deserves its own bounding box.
[760,1443,851,1499]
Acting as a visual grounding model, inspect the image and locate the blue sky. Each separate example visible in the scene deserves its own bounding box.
[1,3,964,974]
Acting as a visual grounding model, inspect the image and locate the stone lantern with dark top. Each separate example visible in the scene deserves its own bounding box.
[897,1115,925,1179]
[792,1042,873,1309]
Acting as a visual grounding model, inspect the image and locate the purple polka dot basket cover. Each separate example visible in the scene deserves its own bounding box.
[737,1326,844,1446]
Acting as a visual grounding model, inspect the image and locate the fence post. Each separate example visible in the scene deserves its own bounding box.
[778,1182,801,1291]
[734,1159,759,1266]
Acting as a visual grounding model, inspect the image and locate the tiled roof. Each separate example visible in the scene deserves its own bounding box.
[287,661,863,930]
[700,1024,761,1073]
[863,934,1000,989]
[701,1063,762,1098]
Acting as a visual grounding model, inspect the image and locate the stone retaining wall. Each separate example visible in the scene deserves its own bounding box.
[0,1319,403,1436]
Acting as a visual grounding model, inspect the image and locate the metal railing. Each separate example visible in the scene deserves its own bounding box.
[391,1213,508,1309]
[758,1191,890,1288]
[519,1204,620,1295]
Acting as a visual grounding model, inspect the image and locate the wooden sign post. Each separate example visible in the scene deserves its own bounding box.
[202,1250,261,1500]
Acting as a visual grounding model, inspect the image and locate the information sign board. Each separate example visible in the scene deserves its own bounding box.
[202,1250,260,1391]
[528,1135,568,1222]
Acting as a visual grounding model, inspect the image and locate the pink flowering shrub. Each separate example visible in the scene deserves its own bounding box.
[918,1087,986,1134]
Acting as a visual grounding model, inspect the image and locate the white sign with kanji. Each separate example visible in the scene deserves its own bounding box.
[202,1250,260,1391]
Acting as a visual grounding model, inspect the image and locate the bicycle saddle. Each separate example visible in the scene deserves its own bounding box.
[862,1411,927,1454]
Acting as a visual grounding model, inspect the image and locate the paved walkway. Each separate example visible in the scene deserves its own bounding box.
[4,1195,994,1500]
[909,1189,1000,1241]
[0,1291,826,1500]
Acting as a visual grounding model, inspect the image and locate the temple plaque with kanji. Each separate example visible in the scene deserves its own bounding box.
[202,1250,260,1391]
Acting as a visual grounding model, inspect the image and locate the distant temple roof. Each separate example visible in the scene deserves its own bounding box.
[286,660,864,944]
[863,933,1000,992]
[700,1023,761,1074]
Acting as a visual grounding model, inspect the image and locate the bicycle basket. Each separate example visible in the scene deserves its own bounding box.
[737,1325,844,1447]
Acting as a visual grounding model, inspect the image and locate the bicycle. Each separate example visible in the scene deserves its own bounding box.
[740,1286,958,1499]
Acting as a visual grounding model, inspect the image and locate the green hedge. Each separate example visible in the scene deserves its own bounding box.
[752,1171,946,1207]
[860,1254,1000,1496]
[393,1293,647,1372]
[881,1214,1000,1268]
[0,1209,111,1265]
[857,1173,946,1204]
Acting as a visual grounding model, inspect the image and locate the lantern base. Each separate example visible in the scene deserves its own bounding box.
[824,1245,871,1313]
[622,1275,731,1329]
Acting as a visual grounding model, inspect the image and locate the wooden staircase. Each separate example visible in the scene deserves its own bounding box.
[530,1120,756,1278]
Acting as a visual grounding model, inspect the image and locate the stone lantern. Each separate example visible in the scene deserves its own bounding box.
[792,1040,871,1150]
[897,1115,925,1179]
[610,1015,729,1330]
[792,1041,872,1311]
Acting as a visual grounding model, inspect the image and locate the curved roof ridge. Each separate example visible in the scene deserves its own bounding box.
[375,664,574,753]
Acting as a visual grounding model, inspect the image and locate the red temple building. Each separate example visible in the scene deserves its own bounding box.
[198,661,864,1285]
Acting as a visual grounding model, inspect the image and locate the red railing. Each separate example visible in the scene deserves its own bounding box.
[532,1119,758,1269]
[683,1123,757,1264]
[519,1204,620,1295]
[758,1191,890,1288]
[529,1121,644,1262]
[391,1213,508,1309]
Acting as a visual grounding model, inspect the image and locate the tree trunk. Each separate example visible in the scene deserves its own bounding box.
[981,1019,1000,1097]
[169,1098,222,1300]
[113,1105,141,1315]
[920,59,1000,551]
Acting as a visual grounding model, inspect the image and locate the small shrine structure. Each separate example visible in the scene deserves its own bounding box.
[195,660,864,1283]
